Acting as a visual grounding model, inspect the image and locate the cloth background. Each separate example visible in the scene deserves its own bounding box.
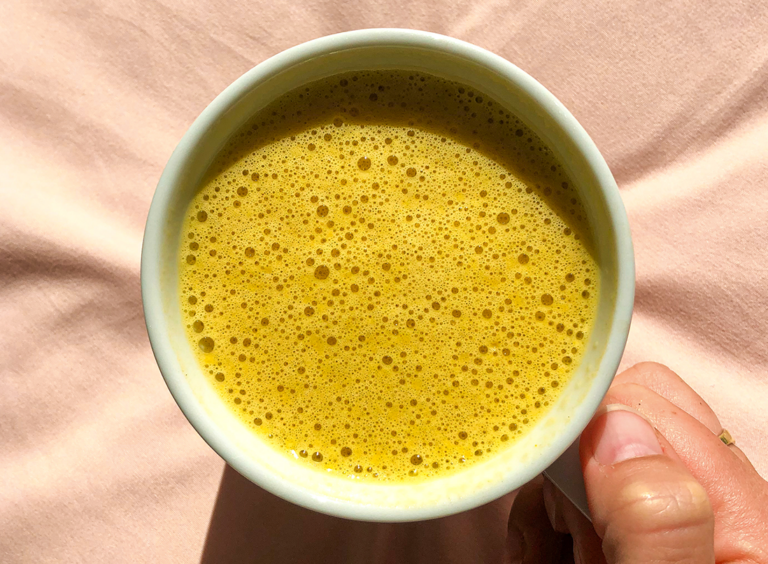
[2,1,767,562]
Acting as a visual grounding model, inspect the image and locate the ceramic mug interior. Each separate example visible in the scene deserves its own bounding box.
[141,28,634,522]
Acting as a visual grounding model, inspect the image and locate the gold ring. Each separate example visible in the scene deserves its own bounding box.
[718,429,735,446]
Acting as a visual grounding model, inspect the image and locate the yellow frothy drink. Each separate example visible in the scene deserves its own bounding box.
[178,70,598,482]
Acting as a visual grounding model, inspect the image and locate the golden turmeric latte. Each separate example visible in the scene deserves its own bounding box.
[178,70,598,482]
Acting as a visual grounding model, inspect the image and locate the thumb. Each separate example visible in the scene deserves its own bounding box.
[580,405,715,564]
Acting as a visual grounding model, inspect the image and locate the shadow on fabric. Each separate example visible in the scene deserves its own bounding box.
[200,465,516,564]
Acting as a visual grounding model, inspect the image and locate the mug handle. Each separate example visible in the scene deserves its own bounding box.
[543,437,591,520]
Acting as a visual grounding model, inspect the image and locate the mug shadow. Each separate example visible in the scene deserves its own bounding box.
[200,465,517,564]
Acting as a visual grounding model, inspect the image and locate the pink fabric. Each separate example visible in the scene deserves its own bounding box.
[2,1,767,562]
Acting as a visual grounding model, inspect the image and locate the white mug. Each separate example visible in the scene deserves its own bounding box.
[141,28,634,522]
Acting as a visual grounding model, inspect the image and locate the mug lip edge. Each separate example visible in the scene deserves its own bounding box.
[141,27,635,522]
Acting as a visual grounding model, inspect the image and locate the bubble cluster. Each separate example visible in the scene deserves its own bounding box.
[179,70,599,482]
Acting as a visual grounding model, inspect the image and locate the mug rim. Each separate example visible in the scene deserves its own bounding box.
[141,28,635,521]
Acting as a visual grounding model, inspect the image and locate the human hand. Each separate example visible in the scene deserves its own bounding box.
[506,362,768,563]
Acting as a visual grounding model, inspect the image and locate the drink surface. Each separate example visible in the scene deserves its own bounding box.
[179,70,598,482]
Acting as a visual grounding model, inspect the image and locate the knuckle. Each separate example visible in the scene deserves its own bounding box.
[612,476,712,534]
[618,361,677,385]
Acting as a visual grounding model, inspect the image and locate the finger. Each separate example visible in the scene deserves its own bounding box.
[727,444,755,469]
[562,494,605,564]
[614,362,721,433]
[543,478,606,564]
[508,475,569,563]
[604,382,752,517]
[542,477,568,534]
[616,363,758,470]
[616,363,757,469]
[602,381,768,560]
[580,405,715,564]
